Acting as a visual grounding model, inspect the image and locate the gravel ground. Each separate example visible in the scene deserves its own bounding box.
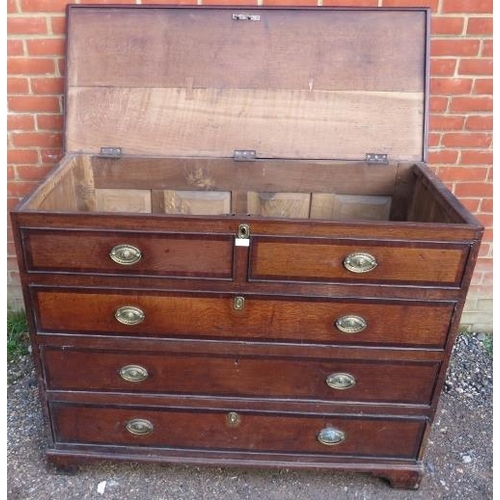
[7,332,493,499]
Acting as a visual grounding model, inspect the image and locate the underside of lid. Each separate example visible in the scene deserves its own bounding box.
[65,6,429,161]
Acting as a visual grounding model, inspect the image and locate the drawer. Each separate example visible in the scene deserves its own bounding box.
[21,228,233,279]
[33,289,454,348]
[250,237,469,286]
[43,347,440,405]
[51,403,426,459]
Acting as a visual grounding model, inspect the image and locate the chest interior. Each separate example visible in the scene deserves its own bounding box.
[25,156,465,224]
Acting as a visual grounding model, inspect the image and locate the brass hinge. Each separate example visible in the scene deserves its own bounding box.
[99,147,122,158]
[233,150,256,162]
[365,153,388,165]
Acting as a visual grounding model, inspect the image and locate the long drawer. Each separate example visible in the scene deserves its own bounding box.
[20,228,233,279]
[33,289,455,348]
[250,236,470,286]
[51,403,426,459]
[42,346,440,405]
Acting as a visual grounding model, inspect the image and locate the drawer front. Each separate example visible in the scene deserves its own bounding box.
[43,347,439,405]
[33,289,454,348]
[250,237,469,286]
[22,229,233,279]
[51,403,425,459]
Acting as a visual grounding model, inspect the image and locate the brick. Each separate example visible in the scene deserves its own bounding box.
[31,77,64,94]
[480,198,492,213]
[428,133,441,147]
[7,166,16,181]
[482,40,492,57]
[20,0,78,12]
[137,0,199,3]
[7,57,55,75]
[461,150,492,165]
[458,198,480,213]
[431,16,464,35]
[71,0,139,3]
[40,148,64,164]
[429,115,464,130]
[7,242,18,258]
[482,228,493,243]
[7,148,39,164]
[8,40,24,56]
[437,166,488,182]
[428,149,459,164]
[57,58,65,77]
[7,77,29,94]
[454,181,492,198]
[36,114,64,130]
[478,243,492,258]
[472,78,493,94]
[458,59,492,76]
[465,115,492,131]
[467,17,493,35]
[476,298,493,311]
[468,272,493,288]
[430,78,472,94]
[7,180,40,198]
[261,0,318,4]
[7,115,35,131]
[7,16,48,35]
[382,0,439,11]
[15,165,54,181]
[8,95,60,113]
[459,313,492,330]
[26,38,65,57]
[322,0,378,5]
[442,0,492,13]
[429,96,448,112]
[8,0,18,13]
[11,131,63,148]
[430,58,456,76]
[475,213,493,227]
[442,132,491,148]
[431,39,480,57]
[475,258,494,272]
[450,96,492,112]
[50,16,66,35]
[205,0,259,3]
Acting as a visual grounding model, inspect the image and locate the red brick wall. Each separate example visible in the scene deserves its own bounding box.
[7,0,493,331]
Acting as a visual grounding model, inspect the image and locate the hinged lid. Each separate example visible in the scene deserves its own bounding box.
[65,6,429,161]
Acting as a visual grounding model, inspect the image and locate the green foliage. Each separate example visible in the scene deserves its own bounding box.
[481,334,493,356]
[7,309,29,361]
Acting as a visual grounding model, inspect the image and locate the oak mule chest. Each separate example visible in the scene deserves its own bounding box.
[11,5,483,490]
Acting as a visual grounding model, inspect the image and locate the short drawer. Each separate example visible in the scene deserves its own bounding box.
[42,347,440,405]
[21,228,233,279]
[250,236,469,286]
[51,403,426,459]
[33,289,454,348]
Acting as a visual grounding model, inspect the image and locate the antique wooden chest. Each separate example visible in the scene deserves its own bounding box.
[11,5,483,489]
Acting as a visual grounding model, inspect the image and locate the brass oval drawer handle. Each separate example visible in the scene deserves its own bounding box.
[126,418,154,436]
[335,315,367,334]
[326,372,356,390]
[317,427,345,446]
[115,306,145,325]
[343,252,377,273]
[120,364,149,383]
[110,244,142,265]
